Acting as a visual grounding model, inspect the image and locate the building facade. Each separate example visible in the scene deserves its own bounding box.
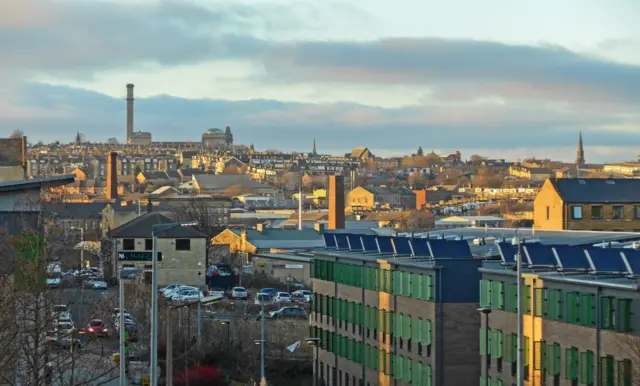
[534,178,640,231]
[479,244,639,386]
[310,233,482,386]
[202,127,233,150]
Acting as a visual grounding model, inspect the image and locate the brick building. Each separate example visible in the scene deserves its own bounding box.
[480,242,638,385]
[534,178,640,231]
[310,232,482,386]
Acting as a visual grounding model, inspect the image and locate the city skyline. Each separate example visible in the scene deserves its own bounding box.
[2,0,640,162]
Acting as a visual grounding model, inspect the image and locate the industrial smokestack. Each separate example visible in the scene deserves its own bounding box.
[126,84,134,144]
[298,186,303,231]
[328,175,345,230]
[107,152,118,201]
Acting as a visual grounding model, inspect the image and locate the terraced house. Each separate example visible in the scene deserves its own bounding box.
[479,242,639,386]
[310,232,482,386]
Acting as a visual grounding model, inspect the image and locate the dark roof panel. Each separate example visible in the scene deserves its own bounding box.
[550,178,640,203]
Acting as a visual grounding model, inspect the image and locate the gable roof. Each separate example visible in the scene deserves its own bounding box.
[109,212,205,238]
[549,178,640,204]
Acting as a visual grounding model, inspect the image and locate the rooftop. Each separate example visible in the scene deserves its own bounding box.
[109,212,206,238]
[549,178,640,203]
[0,174,75,193]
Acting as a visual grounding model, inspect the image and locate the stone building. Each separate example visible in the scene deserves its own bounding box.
[202,127,233,150]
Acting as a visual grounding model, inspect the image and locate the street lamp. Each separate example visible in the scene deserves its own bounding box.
[478,307,492,386]
[305,337,322,386]
[512,231,524,386]
[196,262,202,346]
[119,267,142,386]
[150,221,197,386]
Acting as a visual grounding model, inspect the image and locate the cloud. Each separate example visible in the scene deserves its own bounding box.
[7,83,640,163]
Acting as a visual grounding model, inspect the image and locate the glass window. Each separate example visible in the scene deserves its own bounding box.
[634,205,640,219]
[122,238,135,250]
[175,239,191,251]
[617,299,633,332]
[144,238,153,251]
[612,205,625,219]
[571,205,583,220]
[591,205,603,219]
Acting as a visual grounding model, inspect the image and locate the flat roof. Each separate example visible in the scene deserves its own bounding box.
[416,227,640,247]
[254,252,314,263]
[0,174,75,192]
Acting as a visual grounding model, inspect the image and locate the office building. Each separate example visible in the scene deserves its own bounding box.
[310,232,482,386]
[479,242,638,386]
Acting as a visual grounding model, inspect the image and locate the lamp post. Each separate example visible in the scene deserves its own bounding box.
[478,308,492,386]
[253,339,265,383]
[196,262,202,346]
[150,221,197,386]
[513,231,524,386]
[118,267,142,386]
[304,337,321,386]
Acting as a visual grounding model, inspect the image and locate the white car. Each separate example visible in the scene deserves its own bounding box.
[160,284,183,294]
[171,289,204,302]
[55,321,75,333]
[209,288,225,298]
[164,286,197,299]
[230,287,248,300]
[292,290,313,303]
[46,277,61,288]
[274,292,292,303]
[85,280,108,289]
[52,305,68,318]
[255,293,272,305]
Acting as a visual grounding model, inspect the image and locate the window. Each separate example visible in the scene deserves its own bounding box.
[571,206,583,220]
[612,205,625,220]
[616,299,633,332]
[546,206,550,220]
[580,294,595,327]
[617,359,632,386]
[491,281,504,310]
[547,289,562,320]
[123,238,135,250]
[175,238,191,251]
[591,206,603,219]
[565,292,580,324]
[579,350,594,385]
[600,356,614,386]
[505,283,518,313]
[144,238,153,251]
[565,347,578,380]
[634,205,640,219]
[480,279,492,307]
[600,297,614,329]
[548,343,560,376]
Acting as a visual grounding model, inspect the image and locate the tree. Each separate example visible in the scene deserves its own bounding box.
[469,154,487,166]
[171,198,227,242]
[9,129,24,139]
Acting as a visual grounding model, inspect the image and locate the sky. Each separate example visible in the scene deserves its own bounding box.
[1,0,640,161]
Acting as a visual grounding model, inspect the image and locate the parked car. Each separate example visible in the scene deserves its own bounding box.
[254,293,272,305]
[274,292,292,303]
[291,290,313,303]
[164,286,198,299]
[160,284,183,294]
[268,306,307,320]
[52,304,69,318]
[49,332,81,350]
[86,319,108,338]
[170,289,204,302]
[209,288,225,298]
[84,280,108,289]
[55,321,75,334]
[46,277,61,289]
[260,288,278,297]
[230,287,248,300]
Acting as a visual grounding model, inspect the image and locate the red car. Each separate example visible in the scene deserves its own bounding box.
[86,319,108,338]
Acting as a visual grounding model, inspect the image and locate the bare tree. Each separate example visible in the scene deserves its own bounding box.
[9,129,24,139]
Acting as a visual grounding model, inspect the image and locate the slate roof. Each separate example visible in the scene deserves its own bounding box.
[109,212,205,238]
[44,203,107,219]
[230,228,324,249]
[550,178,640,203]
[0,174,75,192]
[194,174,273,190]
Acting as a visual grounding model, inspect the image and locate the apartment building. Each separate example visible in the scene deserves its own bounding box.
[310,232,482,386]
[534,178,640,231]
[479,242,638,386]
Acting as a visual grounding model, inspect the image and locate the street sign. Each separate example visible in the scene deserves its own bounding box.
[118,251,152,261]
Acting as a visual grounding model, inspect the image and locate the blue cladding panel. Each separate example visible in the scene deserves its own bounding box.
[347,234,363,252]
[429,239,472,259]
[334,234,349,250]
[553,245,590,270]
[440,258,482,302]
[376,237,394,254]
[361,235,378,253]
[586,247,627,273]
[623,250,640,275]
[523,244,557,266]
[392,237,412,256]
[496,243,518,263]
[323,233,336,248]
[410,238,431,257]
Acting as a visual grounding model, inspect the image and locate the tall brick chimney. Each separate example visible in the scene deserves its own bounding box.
[413,190,427,210]
[126,84,134,144]
[328,175,345,230]
[107,152,118,200]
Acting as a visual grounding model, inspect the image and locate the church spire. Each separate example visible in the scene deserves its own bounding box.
[576,131,585,165]
[312,138,317,156]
